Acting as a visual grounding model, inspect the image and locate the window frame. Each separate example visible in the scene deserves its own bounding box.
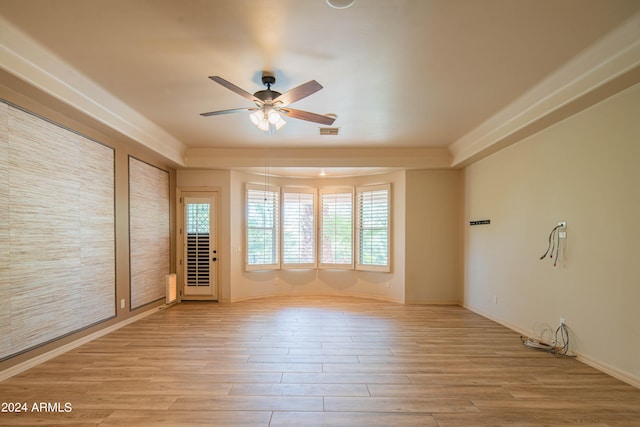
[245,183,280,271]
[355,184,391,272]
[243,182,392,273]
[281,187,317,269]
[318,187,355,270]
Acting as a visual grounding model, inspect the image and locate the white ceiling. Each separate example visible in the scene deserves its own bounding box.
[1,0,640,175]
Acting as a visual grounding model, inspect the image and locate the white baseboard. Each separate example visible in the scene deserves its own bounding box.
[230,291,404,304]
[0,304,170,382]
[462,303,532,337]
[577,353,640,389]
[463,303,640,390]
[405,299,460,305]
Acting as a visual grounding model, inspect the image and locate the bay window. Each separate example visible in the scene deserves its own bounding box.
[244,183,390,272]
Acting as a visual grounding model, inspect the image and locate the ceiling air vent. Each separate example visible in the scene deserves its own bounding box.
[319,127,340,136]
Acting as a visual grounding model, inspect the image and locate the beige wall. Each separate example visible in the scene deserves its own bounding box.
[178,169,407,303]
[405,169,461,304]
[179,168,466,305]
[0,77,177,372]
[463,83,640,386]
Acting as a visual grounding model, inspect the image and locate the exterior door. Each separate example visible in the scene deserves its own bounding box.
[182,194,217,299]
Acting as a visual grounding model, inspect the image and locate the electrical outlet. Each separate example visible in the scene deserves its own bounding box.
[120,298,125,309]
[493,295,498,305]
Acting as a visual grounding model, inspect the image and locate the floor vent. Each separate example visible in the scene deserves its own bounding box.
[319,127,340,136]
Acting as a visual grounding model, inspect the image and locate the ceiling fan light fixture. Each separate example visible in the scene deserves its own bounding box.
[326,0,355,9]
[250,106,287,133]
[249,110,262,126]
[257,116,270,132]
[274,116,286,130]
[267,108,281,124]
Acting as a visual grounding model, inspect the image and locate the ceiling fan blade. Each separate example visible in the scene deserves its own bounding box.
[200,107,256,117]
[280,108,336,125]
[273,80,323,106]
[208,76,263,104]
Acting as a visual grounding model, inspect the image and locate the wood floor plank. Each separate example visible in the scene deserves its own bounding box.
[84,380,233,396]
[0,295,639,426]
[202,361,323,373]
[322,362,444,374]
[0,409,113,426]
[149,372,283,384]
[433,412,613,427]
[367,384,514,399]
[281,372,412,384]
[323,396,480,413]
[229,383,370,397]
[270,411,439,427]
[101,410,272,426]
[170,395,323,411]
[504,384,640,401]
[288,347,393,356]
[247,354,359,364]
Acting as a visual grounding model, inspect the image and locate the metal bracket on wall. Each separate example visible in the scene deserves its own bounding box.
[469,220,491,226]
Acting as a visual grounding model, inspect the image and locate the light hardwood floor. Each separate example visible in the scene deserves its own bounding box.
[1,296,639,426]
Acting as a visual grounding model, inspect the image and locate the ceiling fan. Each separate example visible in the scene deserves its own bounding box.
[200,72,336,133]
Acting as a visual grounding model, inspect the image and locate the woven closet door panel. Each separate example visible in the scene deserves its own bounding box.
[0,103,115,359]
[129,157,170,309]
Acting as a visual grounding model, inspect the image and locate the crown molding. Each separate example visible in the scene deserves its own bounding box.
[450,12,640,168]
[0,16,186,166]
[184,147,452,171]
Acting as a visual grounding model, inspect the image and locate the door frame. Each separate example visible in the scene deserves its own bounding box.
[176,187,221,301]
